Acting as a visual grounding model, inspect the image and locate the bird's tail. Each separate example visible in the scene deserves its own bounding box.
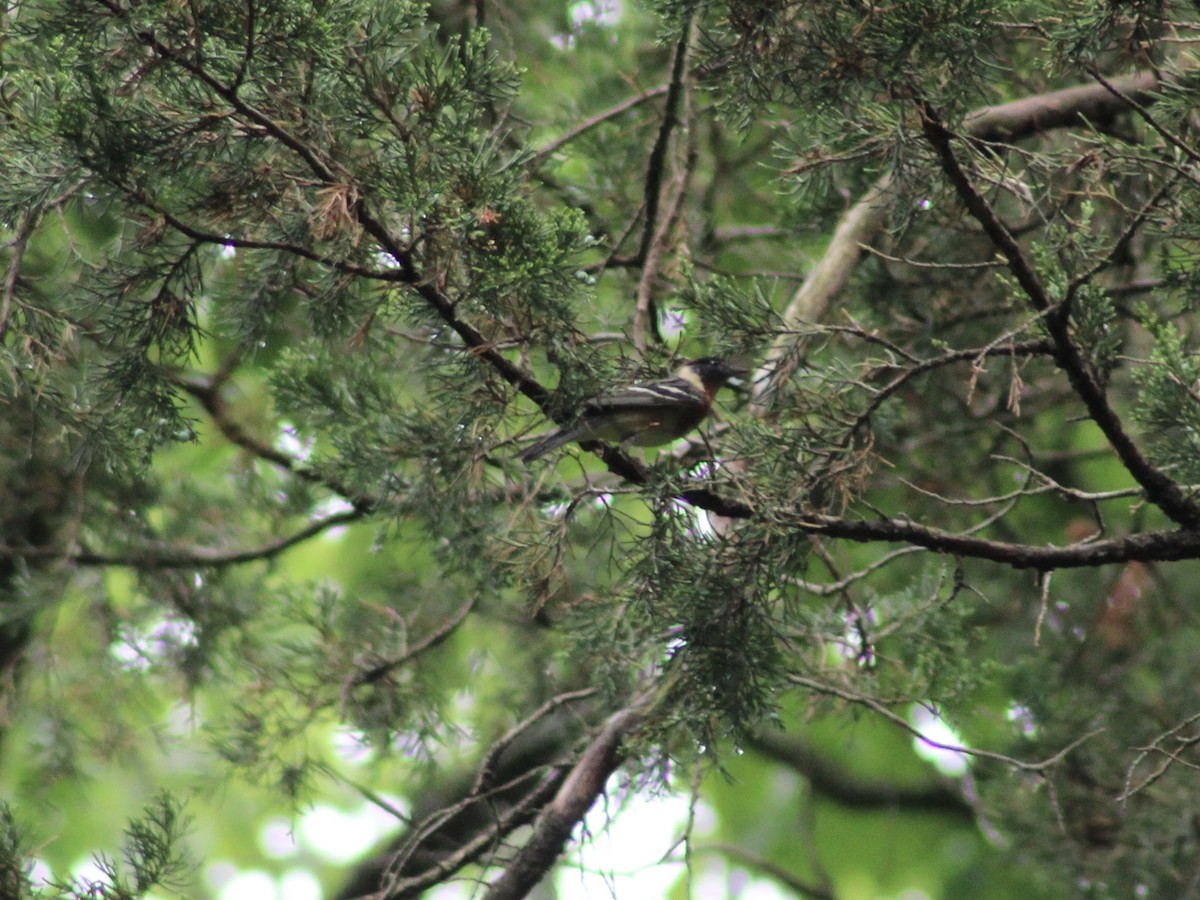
[517,426,580,463]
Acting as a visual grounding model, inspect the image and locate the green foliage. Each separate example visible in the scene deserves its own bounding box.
[5,0,1200,898]
[0,804,35,900]
[631,509,799,741]
[46,793,193,899]
[698,0,1018,160]
[1132,315,1200,482]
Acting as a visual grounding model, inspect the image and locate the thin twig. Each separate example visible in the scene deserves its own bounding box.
[350,597,478,687]
[789,675,1102,772]
[693,843,836,900]
[533,86,670,164]
[73,508,364,568]
[1120,711,1200,804]
[1085,66,1200,166]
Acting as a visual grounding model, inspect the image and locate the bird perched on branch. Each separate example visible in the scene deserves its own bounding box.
[518,357,745,463]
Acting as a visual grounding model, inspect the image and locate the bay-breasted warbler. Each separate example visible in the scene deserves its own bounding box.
[518,357,744,463]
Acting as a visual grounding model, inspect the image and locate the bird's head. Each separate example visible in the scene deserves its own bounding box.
[677,357,747,397]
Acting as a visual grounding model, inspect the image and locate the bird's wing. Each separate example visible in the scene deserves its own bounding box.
[583,377,700,412]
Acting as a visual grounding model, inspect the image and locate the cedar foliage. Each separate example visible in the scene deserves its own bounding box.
[3,1,1200,897]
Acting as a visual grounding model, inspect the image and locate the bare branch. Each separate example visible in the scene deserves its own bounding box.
[340,693,597,899]
[1119,710,1200,804]
[632,17,695,350]
[749,730,973,818]
[1066,173,1183,298]
[483,698,650,900]
[470,688,599,799]
[790,545,927,597]
[533,86,670,164]
[693,843,836,900]
[847,338,1057,441]
[350,597,478,687]
[788,675,1102,773]
[71,507,364,569]
[380,767,564,898]
[789,511,1200,571]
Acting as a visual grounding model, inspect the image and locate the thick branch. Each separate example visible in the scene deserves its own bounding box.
[483,701,647,900]
[748,731,972,818]
[964,71,1160,144]
[754,176,893,409]
[792,512,1200,571]
[632,18,694,350]
[636,18,692,269]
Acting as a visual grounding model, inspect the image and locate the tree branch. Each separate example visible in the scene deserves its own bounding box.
[107,5,1200,559]
[790,512,1200,571]
[788,675,1103,773]
[632,17,695,350]
[104,0,552,414]
[964,70,1160,144]
[532,86,671,165]
[335,693,597,899]
[1084,67,1199,164]
[147,201,404,281]
[917,96,1200,530]
[67,508,364,569]
[748,731,973,818]
[176,372,369,504]
[636,17,693,270]
[350,597,477,687]
[379,767,564,899]
[694,843,836,900]
[753,175,894,410]
[1,179,88,343]
[846,338,1058,440]
[482,699,649,900]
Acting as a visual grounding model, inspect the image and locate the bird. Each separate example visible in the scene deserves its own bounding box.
[518,357,745,464]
